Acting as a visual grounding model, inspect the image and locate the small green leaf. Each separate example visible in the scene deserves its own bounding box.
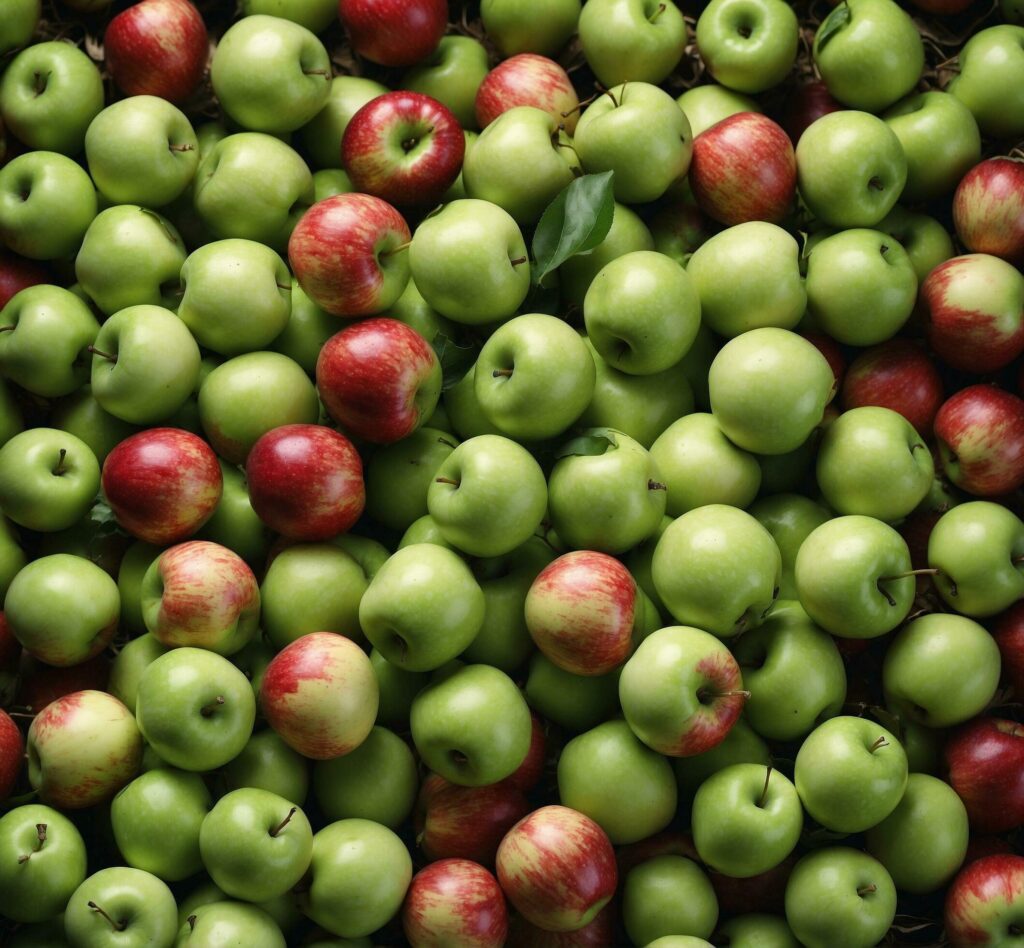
[554,430,617,459]
[815,2,851,51]
[432,333,480,392]
[531,171,616,286]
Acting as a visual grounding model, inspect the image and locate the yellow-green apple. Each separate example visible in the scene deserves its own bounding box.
[944,717,1024,833]
[402,35,489,129]
[954,157,1024,268]
[578,0,687,86]
[175,901,285,946]
[301,76,388,169]
[678,84,762,138]
[220,728,309,804]
[342,91,465,206]
[496,805,617,933]
[876,205,955,283]
[947,25,1024,139]
[945,855,1024,947]
[260,632,377,760]
[563,202,655,303]
[475,54,580,133]
[317,317,441,444]
[402,859,508,948]
[338,0,447,66]
[27,690,141,809]
[696,0,798,93]
[64,866,178,948]
[102,428,222,545]
[481,0,581,58]
[0,0,38,55]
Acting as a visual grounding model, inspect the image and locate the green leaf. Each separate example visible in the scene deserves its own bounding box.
[432,333,480,392]
[554,430,617,459]
[815,2,851,51]
[531,171,616,286]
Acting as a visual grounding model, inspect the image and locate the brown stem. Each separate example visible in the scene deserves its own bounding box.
[269,807,297,838]
[200,696,225,717]
[88,345,117,363]
[438,437,458,449]
[168,143,195,153]
[650,2,666,22]
[88,902,127,932]
[52,448,67,476]
[381,241,411,258]
[303,69,331,78]
[492,368,514,377]
[869,735,889,753]
[857,884,877,897]
[509,257,528,267]
[17,823,46,863]
[758,765,773,808]
[435,477,459,486]
[698,688,751,701]
[881,569,941,580]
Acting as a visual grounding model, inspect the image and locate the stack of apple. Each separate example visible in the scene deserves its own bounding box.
[0,0,1023,944]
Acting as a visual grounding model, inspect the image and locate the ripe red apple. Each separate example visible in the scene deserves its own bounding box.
[17,653,111,713]
[476,54,581,134]
[402,858,509,948]
[711,853,798,915]
[0,611,18,670]
[688,112,796,225]
[417,773,531,866]
[803,330,846,388]
[260,632,378,760]
[506,904,616,947]
[841,339,944,438]
[288,193,411,317]
[103,0,209,103]
[0,709,23,800]
[921,253,1024,374]
[503,711,545,793]
[316,317,442,445]
[945,855,1024,947]
[953,157,1024,269]
[339,0,447,67]
[993,602,1024,699]
[524,551,636,677]
[496,805,617,933]
[781,80,843,144]
[245,424,365,541]
[343,92,465,206]
[964,836,1016,866]
[102,428,222,546]
[945,717,1024,833]
[0,251,47,309]
[934,384,1024,496]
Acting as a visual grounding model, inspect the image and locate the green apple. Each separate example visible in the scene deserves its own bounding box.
[51,387,138,465]
[883,613,1001,727]
[696,0,799,93]
[653,505,781,638]
[796,111,907,228]
[525,651,620,732]
[175,901,284,947]
[402,36,489,129]
[109,634,167,714]
[794,716,907,832]
[359,543,485,671]
[0,427,99,533]
[0,0,38,54]
[313,168,353,202]
[680,323,719,411]
[90,304,200,425]
[687,222,806,338]
[749,493,831,599]
[409,199,530,325]
[136,647,256,772]
[242,0,337,31]
[794,515,915,639]
[948,25,1024,139]
[428,434,547,557]
[221,729,309,803]
[0,41,103,155]
[876,205,955,284]
[622,855,718,946]
[673,716,771,807]
[575,82,692,204]
[732,600,846,741]
[410,663,531,785]
[271,278,337,374]
[197,462,272,567]
[371,648,430,730]
[400,514,456,550]
[389,275,455,346]
[117,542,162,637]
[805,229,917,345]
[864,773,968,894]
[0,516,25,604]
[482,0,581,56]
[709,328,834,455]
[558,719,676,844]
[0,378,22,450]
[300,76,387,169]
[64,867,177,948]
[579,0,687,87]
[784,847,897,948]
[716,915,799,948]
[475,313,595,440]
[443,364,504,438]
[193,133,314,251]
[313,726,418,828]
[813,0,924,111]
[676,84,762,137]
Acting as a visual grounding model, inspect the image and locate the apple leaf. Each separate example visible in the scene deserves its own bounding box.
[433,333,480,392]
[531,171,616,286]
[554,430,617,459]
[815,2,851,51]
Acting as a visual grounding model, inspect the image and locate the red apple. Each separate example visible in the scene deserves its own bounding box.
[0,708,23,800]
[934,384,1024,496]
[260,632,378,760]
[781,80,842,144]
[945,717,1024,833]
[0,251,47,310]
[524,551,636,677]
[402,858,508,948]
[288,193,411,318]
[143,541,261,656]
[16,653,111,713]
[953,157,1024,269]
[921,253,1024,374]
[103,0,209,103]
[993,602,1024,698]
[0,610,18,670]
[945,855,1024,947]
[648,197,714,265]
[339,0,447,67]
[803,330,846,389]
[476,54,581,134]
[503,711,546,793]
[711,852,798,916]
[496,805,617,933]
[688,112,796,226]
[841,339,944,438]
[102,428,222,546]
[964,836,1016,866]
[417,773,531,866]
[617,830,700,876]
[506,903,616,947]
[316,318,442,445]
[343,92,465,206]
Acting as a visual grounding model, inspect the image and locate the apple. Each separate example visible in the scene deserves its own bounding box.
[622,855,718,945]
[524,652,620,733]
[748,495,830,600]
[696,0,799,93]
[563,202,655,303]
[338,0,447,67]
[994,603,1024,698]
[481,0,581,57]
[176,902,285,946]
[301,75,388,169]
[475,54,580,133]
[948,25,1024,139]
[0,250,47,309]
[403,859,508,948]
[241,0,338,32]
[945,855,1024,947]
[578,0,687,87]
[877,205,956,283]
[782,79,843,143]
[944,717,1024,833]
[402,35,489,129]
[954,157,1024,268]
[0,707,22,799]
[65,867,177,948]
[678,84,762,138]
[0,0,38,55]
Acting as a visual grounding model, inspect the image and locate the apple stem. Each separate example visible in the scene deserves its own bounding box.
[648,480,667,492]
[381,241,411,258]
[187,915,197,933]
[868,176,884,191]
[757,765,772,808]
[52,448,67,477]
[562,92,599,118]
[303,69,330,78]
[649,2,666,22]
[168,142,194,153]
[1014,555,1024,565]
[435,477,460,486]
[869,735,889,753]
[698,688,751,702]
[269,807,297,838]
[492,368,514,378]
[857,884,877,897]
[438,436,458,449]
[17,823,46,863]
[0,326,14,333]
[596,84,620,108]
[87,345,117,363]
[509,257,528,267]
[88,902,127,932]
[200,695,225,717]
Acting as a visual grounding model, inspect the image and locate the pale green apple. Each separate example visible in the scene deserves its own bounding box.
[402,35,489,129]
[622,855,718,946]
[676,85,762,137]
[300,76,387,170]
[481,0,581,57]
[579,0,688,87]
[696,0,799,93]
[525,651,620,732]
[947,25,1024,139]
[749,493,831,599]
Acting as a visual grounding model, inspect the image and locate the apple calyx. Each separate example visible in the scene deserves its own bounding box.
[17,822,46,864]
[88,345,117,364]
[868,177,885,191]
[868,734,889,753]
[648,480,667,491]
[52,448,67,477]
[200,695,225,717]
[757,765,773,808]
[32,70,48,96]
[187,915,197,933]
[88,901,127,932]
[269,806,297,838]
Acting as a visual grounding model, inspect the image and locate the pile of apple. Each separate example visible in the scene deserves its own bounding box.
[0,0,1023,944]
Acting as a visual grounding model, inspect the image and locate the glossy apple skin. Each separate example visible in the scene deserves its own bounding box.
[103,0,209,103]
[245,424,365,541]
[0,250,46,309]
[782,80,843,144]
[945,854,1024,946]
[496,805,618,933]
[994,603,1024,698]
[102,428,222,546]
[506,711,545,793]
[316,317,441,444]
[689,112,796,226]
[0,708,22,799]
[343,91,465,206]
[339,0,447,66]
[841,339,944,438]
[476,54,580,134]
[403,858,508,948]
[524,551,636,677]
[953,157,1024,269]
[945,717,1024,833]
[934,385,1024,496]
